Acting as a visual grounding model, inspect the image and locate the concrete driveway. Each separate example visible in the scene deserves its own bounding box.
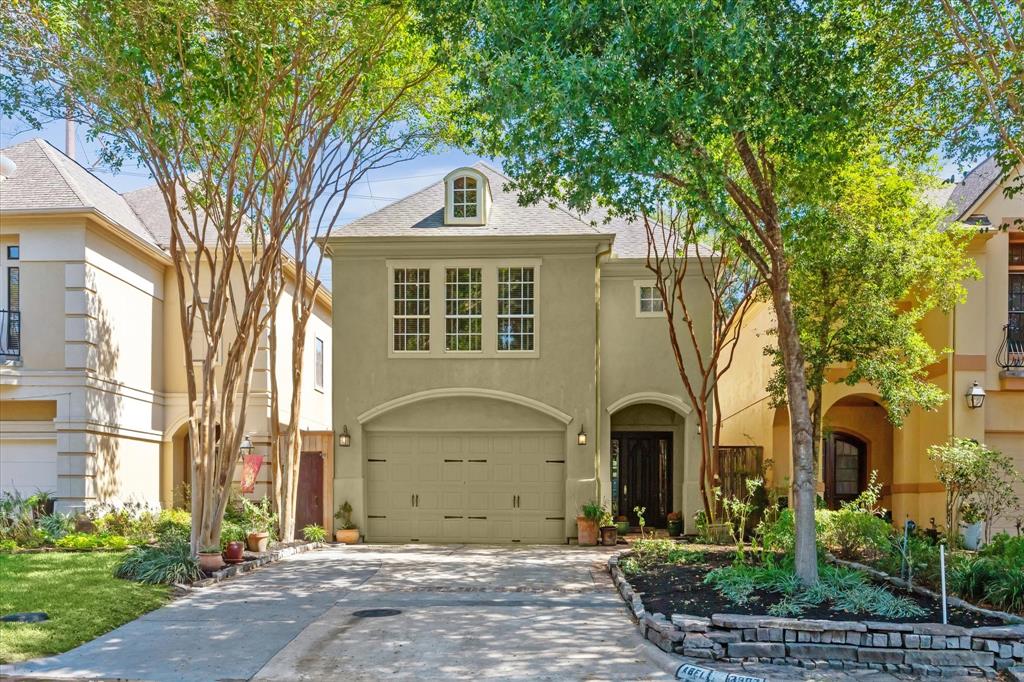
[3,544,671,681]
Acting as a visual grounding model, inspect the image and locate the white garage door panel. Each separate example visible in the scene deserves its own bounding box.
[0,437,58,497]
[365,430,565,543]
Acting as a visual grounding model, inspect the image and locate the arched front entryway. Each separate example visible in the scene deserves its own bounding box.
[608,399,687,528]
[822,394,893,511]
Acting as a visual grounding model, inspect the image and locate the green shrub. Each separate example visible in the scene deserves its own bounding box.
[0,539,17,552]
[220,520,246,548]
[240,497,278,538]
[755,507,795,554]
[620,556,641,576]
[628,538,703,573]
[114,541,204,585]
[37,513,75,541]
[155,509,191,545]
[818,509,892,560]
[302,524,327,542]
[987,570,1024,613]
[54,532,129,550]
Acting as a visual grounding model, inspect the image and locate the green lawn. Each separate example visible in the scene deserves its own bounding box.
[0,551,169,663]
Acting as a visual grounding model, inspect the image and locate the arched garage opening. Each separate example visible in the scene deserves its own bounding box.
[359,391,569,544]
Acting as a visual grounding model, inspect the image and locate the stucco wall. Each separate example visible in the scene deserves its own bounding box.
[329,237,606,535]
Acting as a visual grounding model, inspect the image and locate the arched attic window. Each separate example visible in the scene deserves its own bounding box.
[444,168,490,225]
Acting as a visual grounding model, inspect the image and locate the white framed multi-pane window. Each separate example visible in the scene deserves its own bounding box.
[445,267,483,351]
[634,280,665,318]
[387,260,540,358]
[497,266,535,352]
[392,267,431,352]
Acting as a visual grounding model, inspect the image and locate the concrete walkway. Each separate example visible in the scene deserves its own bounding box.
[3,544,672,681]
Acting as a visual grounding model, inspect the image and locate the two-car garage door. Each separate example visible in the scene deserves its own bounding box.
[365,431,566,543]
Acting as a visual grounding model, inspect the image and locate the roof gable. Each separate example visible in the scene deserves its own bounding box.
[0,138,160,249]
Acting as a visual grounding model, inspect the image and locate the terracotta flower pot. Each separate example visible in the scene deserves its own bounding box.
[223,541,245,564]
[599,525,618,546]
[335,528,360,544]
[198,551,224,573]
[577,516,599,546]
[246,532,270,552]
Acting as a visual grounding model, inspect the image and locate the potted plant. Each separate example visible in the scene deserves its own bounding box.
[614,515,630,536]
[666,511,683,537]
[960,502,984,550]
[334,501,359,544]
[599,511,617,546]
[242,498,276,552]
[198,545,224,572]
[577,500,603,546]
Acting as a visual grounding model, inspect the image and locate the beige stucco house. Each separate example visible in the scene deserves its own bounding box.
[324,163,711,543]
[718,158,1024,535]
[0,139,333,530]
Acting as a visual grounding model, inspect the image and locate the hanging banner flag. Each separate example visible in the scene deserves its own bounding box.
[241,454,264,493]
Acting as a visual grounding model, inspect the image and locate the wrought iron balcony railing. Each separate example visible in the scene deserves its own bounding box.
[0,309,20,359]
[996,320,1024,371]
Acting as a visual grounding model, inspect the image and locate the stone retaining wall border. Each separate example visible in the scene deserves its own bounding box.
[607,551,1024,679]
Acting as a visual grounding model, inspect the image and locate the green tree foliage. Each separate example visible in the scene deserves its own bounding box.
[2,0,448,553]
[766,152,979,454]
[425,0,901,584]
[877,0,1023,193]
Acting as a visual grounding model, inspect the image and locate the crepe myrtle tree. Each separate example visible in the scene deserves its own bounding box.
[642,208,761,520]
[765,152,979,467]
[2,0,449,552]
[423,0,898,584]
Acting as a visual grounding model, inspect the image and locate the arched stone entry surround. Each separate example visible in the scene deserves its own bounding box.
[607,396,689,528]
[822,394,894,512]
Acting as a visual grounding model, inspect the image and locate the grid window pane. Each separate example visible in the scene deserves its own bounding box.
[498,267,535,351]
[639,286,664,313]
[445,268,482,351]
[393,268,430,351]
[452,176,479,218]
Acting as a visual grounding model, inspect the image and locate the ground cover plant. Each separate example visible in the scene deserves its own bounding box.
[0,551,168,662]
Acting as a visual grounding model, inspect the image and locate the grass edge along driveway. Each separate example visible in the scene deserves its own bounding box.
[0,551,169,663]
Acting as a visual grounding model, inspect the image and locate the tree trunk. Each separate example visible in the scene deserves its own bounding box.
[769,270,819,585]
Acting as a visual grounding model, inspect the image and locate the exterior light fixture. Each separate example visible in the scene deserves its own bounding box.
[240,435,254,455]
[577,425,587,446]
[338,425,352,447]
[965,381,986,409]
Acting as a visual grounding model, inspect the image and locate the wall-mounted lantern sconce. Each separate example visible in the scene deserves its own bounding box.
[965,381,986,409]
[338,425,352,447]
[577,425,588,446]
[240,435,254,456]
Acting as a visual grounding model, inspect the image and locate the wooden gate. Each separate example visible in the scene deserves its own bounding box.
[714,446,764,505]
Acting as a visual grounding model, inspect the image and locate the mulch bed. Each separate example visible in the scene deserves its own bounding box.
[629,545,1005,628]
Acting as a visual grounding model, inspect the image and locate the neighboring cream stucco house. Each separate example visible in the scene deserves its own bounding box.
[324,163,712,543]
[0,139,334,531]
[718,158,1024,535]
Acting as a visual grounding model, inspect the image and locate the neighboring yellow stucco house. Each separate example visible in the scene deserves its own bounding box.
[719,158,1024,535]
[324,163,713,542]
[0,139,334,531]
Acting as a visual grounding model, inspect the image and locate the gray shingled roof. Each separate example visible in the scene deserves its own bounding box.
[122,182,251,249]
[947,156,1003,221]
[0,138,160,249]
[332,161,665,258]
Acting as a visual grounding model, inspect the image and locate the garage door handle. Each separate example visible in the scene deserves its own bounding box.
[368,515,386,519]
[444,459,463,463]
[468,459,487,463]
[444,515,464,519]
[469,516,487,520]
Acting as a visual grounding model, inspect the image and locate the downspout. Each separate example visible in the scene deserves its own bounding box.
[594,241,613,502]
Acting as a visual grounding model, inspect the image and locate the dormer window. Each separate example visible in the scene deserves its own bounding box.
[453,176,478,218]
[444,167,491,225]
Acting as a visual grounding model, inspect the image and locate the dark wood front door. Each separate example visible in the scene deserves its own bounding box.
[824,432,867,510]
[295,451,324,537]
[613,432,673,528]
